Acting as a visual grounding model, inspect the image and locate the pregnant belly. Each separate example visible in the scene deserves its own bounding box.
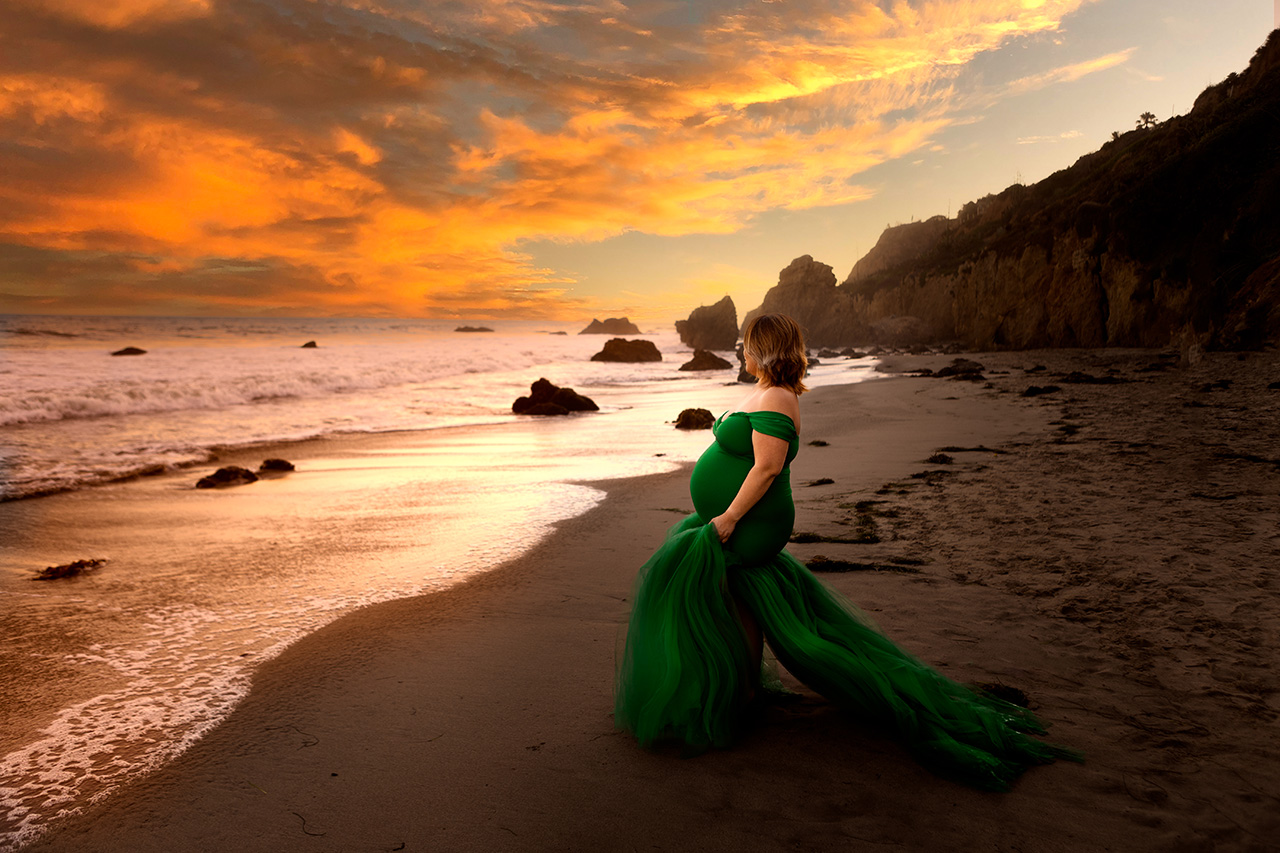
[689,445,794,564]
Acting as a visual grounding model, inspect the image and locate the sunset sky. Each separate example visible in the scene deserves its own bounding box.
[1,0,1273,323]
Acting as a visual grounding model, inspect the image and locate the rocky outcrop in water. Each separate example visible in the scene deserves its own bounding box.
[579,317,641,335]
[111,346,146,356]
[590,338,662,362]
[674,408,715,429]
[300,341,318,348]
[676,296,738,350]
[679,350,733,371]
[196,466,259,488]
[512,378,599,415]
[454,326,493,333]
[746,30,1280,350]
[258,458,295,472]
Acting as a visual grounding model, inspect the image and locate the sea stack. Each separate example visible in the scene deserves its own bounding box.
[676,296,738,350]
[589,338,662,362]
[579,317,641,335]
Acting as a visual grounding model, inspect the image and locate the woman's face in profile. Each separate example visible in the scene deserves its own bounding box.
[743,350,760,377]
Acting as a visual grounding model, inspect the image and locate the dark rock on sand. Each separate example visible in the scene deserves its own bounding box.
[301,341,318,348]
[1268,381,1280,391]
[579,317,641,335]
[34,558,107,580]
[523,402,570,415]
[934,358,985,377]
[590,338,662,362]
[513,378,599,415]
[454,326,494,332]
[196,466,260,489]
[1060,371,1127,384]
[679,349,733,371]
[258,458,295,472]
[674,408,715,430]
[1022,385,1061,397]
[676,296,738,350]
[926,453,954,464]
[111,346,147,356]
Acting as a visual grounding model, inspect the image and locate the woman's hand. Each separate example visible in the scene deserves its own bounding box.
[710,514,737,543]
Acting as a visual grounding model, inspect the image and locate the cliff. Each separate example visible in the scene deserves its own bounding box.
[749,29,1280,350]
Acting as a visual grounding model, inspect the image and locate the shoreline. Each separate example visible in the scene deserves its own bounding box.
[18,349,1280,851]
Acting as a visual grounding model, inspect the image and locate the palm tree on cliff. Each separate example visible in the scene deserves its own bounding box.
[1136,111,1158,129]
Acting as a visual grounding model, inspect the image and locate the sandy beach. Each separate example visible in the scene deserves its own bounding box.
[21,348,1280,852]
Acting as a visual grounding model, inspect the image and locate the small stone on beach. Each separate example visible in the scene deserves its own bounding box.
[1022,385,1061,397]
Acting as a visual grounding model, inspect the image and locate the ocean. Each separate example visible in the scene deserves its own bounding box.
[0,314,878,848]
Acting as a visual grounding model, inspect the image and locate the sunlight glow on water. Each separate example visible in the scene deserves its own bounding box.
[0,315,879,848]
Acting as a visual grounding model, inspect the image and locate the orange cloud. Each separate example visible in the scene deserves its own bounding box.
[0,0,1095,319]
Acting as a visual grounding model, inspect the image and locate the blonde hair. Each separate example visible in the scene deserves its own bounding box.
[743,313,808,394]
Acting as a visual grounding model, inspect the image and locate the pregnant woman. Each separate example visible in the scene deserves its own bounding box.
[614,313,1079,791]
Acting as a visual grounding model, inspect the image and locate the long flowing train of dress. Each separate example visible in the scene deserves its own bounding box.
[614,410,1080,791]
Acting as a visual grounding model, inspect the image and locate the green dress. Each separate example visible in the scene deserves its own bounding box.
[614,410,1080,790]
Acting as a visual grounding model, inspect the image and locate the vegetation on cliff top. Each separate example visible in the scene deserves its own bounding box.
[825,29,1280,350]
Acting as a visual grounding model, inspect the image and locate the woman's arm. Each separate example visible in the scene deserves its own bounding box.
[710,429,789,543]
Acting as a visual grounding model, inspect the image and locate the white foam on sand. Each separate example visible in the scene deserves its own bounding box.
[0,476,607,849]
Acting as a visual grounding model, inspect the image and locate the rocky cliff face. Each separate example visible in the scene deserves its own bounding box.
[742,256,868,345]
[748,29,1280,350]
[848,215,951,282]
[675,295,739,350]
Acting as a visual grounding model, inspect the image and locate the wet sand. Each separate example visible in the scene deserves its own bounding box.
[22,348,1280,852]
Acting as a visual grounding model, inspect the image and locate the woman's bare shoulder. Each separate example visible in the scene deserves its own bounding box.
[757,385,800,419]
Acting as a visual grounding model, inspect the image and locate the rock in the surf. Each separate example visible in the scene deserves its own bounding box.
[196,466,260,488]
[674,408,715,430]
[590,338,662,362]
[579,317,641,335]
[675,296,738,350]
[111,346,147,356]
[34,558,107,580]
[679,349,733,371]
[513,378,598,415]
[735,344,754,383]
[258,458,295,472]
[301,341,318,348]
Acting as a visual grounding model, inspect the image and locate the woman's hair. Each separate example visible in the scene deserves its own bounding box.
[742,313,808,394]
